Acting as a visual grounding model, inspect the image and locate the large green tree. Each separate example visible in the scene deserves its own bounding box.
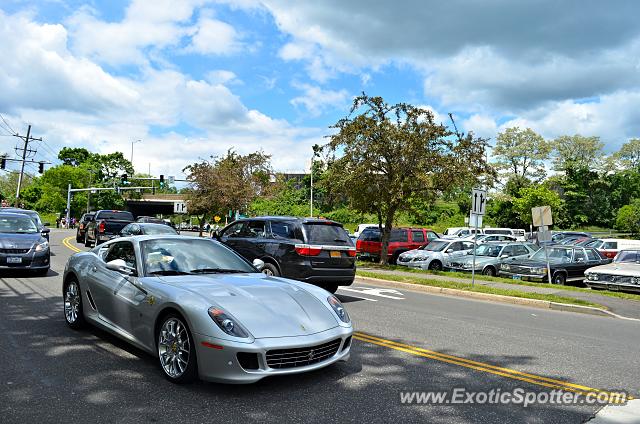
[614,138,640,170]
[323,94,492,264]
[492,127,552,186]
[553,135,603,172]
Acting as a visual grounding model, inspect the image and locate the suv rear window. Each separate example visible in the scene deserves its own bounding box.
[390,229,408,242]
[359,228,381,241]
[97,211,134,220]
[303,223,350,245]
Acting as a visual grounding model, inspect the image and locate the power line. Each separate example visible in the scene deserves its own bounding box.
[0,113,16,135]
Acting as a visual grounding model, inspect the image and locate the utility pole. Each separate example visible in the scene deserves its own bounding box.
[14,125,42,207]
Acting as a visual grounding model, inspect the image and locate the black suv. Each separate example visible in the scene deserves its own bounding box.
[216,216,356,293]
[76,212,95,243]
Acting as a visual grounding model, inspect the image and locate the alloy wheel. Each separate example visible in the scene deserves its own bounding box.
[64,282,80,324]
[158,318,191,379]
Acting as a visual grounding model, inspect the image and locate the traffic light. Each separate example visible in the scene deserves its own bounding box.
[0,157,6,169]
[38,162,44,174]
[121,173,128,184]
[159,174,165,188]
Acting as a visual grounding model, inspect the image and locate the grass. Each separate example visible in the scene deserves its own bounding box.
[355,270,603,309]
[356,260,640,302]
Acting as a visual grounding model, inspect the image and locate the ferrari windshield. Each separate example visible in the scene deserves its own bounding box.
[140,238,255,276]
[0,215,39,233]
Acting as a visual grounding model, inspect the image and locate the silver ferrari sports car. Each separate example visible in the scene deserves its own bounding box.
[62,235,353,384]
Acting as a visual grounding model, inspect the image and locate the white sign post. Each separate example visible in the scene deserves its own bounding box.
[173,201,187,214]
[532,206,553,284]
[470,188,487,287]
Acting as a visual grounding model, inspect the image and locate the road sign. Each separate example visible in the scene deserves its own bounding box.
[173,201,187,214]
[214,215,221,223]
[532,206,553,227]
[168,175,175,184]
[471,188,487,215]
[469,213,483,228]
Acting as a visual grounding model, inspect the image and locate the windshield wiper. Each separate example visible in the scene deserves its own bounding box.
[190,268,246,274]
[148,270,193,276]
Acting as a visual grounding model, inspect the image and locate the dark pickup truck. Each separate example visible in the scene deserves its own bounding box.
[84,210,134,247]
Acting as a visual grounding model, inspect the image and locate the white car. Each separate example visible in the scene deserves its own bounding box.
[397,239,475,271]
[584,249,640,293]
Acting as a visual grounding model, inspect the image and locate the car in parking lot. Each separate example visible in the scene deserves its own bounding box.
[584,238,640,259]
[356,226,439,264]
[216,216,355,293]
[76,212,95,243]
[397,238,474,271]
[584,249,640,293]
[0,212,50,274]
[62,235,352,383]
[499,245,610,285]
[445,242,539,276]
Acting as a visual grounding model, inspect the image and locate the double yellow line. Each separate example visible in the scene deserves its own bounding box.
[62,236,83,253]
[354,332,631,402]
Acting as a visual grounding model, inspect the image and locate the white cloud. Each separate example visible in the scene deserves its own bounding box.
[290,83,349,116]
[462,114,498,141]
[188,15,243,55]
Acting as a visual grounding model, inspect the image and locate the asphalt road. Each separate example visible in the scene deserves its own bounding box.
[1,229,638,423]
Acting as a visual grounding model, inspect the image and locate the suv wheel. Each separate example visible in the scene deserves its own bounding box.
[84,233,92,247]
[482,267,496,277]
[261,263,280,277]
[76,231,82,243]
[428,260,442,271]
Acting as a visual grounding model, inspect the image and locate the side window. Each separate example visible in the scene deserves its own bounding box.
[459,230,469,237]
[390,229,408,242]
[514,245,529,256]
[586,249,600,261]
[461,241,474,250]
[245,221,266,238]
[501,246,515,256]
[411,230,424,243]
[603,241,618,249]
[222,222,245,238]
[104,242,137,269]
[449,242,462,251]
[573,249,586,262]
[121,224,132,235]
[271,221,294,239]
[427,231,438,241]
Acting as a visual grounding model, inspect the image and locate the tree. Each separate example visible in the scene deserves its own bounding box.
[323,94,492,264]
[615,200,640,235]
[553,135,604,172]
[614,138,640,170]
[492,127,551,186]
[58,147,91,167]
[184,150,272,234]
[512,185,563,226]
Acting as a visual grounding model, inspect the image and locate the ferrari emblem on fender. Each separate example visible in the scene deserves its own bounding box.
[147,295,156,305]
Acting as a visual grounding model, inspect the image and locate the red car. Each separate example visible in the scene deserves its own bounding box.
[356,227,439,264]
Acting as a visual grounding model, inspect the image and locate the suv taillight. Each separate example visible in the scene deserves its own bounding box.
[347,248,357,257]
[98,221,106,233]
[356,240,362,250]
[295,244,322,256]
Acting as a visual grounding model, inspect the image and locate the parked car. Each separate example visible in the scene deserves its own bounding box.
[120,223,178,236]
[397,238,475,271]
[216,216,355,293]
[84,210,135,247]
[584,238,640,259]
[1,207,50,240]
[353,223,382,238]
[356,227,439,264]
[62,235,352,383]
[550,231,591,244]
[442,227,484,238]
[75,212,95,243]
[444,242,539,276]
[498,245,610,285]
[584,249,640,293]
[0,212,50,275]
[473,234,518,243]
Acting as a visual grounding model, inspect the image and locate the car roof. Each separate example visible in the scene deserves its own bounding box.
[235,216,344,225]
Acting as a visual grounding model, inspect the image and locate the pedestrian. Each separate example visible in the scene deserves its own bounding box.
[71,217,76,228]
[61,217,66,228]
[56,217,60,228]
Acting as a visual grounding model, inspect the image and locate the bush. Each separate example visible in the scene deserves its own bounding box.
[615,200,640,234]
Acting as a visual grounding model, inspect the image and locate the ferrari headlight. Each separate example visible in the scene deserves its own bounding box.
[328,295,350,323]
[35,240,49,252]
[208,307,249,338]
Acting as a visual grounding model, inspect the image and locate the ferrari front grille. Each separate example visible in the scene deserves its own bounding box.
[266,338,341,369]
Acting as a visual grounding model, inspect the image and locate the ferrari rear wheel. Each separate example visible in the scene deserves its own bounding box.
[64,279,85,329]
[157,315,198,383]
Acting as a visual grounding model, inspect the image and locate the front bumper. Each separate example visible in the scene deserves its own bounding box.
[194,326,353,384]
[0,249,50,270]
[584,280,640,293]
[498,271,546,282]
[398,259,431,269]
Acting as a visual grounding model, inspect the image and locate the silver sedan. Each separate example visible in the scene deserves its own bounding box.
[63,235,352,384]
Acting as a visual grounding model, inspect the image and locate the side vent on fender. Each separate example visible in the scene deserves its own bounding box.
[86,290,97,310]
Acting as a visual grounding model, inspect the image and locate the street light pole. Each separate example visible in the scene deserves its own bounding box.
[310,156,314,218]
[131,139,141,168]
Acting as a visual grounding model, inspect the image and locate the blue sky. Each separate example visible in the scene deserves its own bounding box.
[1,0,639,178]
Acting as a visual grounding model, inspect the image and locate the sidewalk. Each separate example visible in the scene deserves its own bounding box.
[357,267,640,320]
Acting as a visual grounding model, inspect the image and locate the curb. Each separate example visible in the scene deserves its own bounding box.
[354,276,615,318]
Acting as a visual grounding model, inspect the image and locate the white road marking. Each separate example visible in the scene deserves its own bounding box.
[340,287,405,300]
[336,289,378,302]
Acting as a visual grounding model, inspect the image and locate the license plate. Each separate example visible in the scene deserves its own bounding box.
[330,251,341,258]
[7,257,22,264]
[512,275,522,280]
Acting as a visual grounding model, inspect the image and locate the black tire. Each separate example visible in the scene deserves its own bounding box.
[63,278,86,330]
[324,284,339,294]
[390,251,405,265]
[552,272,566,285]
[428,260,443,271]
[84,233,92,247]
[157,314,198,384]
[262,263,280,277]
[76,231,82,243]
[482,266,496,277]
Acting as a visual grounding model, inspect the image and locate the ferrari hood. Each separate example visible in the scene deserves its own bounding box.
[158,273,339,338]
